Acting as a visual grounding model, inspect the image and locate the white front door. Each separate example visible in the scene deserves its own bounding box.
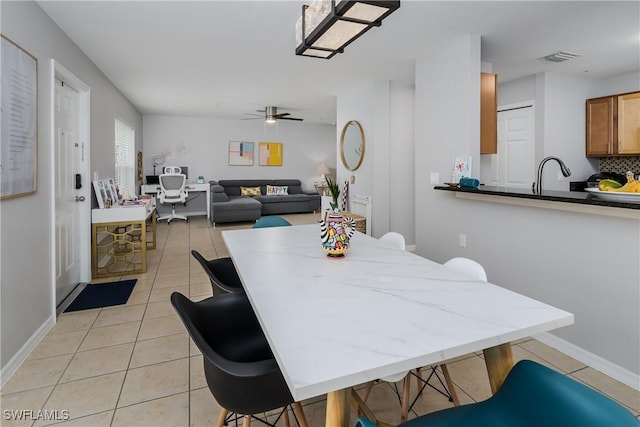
[54,78,82,305]
[496,105,535,188]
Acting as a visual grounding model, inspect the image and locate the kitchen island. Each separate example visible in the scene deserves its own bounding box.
[434,185,640,219]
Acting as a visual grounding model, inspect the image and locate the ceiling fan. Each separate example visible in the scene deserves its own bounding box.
[243,106,303,123]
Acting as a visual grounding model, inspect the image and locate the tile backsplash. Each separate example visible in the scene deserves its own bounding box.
[599,157,640,175]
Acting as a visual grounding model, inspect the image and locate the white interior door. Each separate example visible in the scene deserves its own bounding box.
[54,78,83,305]
[496,105,535,188]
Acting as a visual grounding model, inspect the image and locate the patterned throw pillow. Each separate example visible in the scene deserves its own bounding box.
[266,185,288,196]
[240,186,262,196]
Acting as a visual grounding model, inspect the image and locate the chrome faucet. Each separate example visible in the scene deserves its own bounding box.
[532,156,571,194]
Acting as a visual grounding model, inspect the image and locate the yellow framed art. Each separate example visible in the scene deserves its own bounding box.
[259,142,282,166]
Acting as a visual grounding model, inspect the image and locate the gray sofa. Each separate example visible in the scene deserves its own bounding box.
[209,179,321,224]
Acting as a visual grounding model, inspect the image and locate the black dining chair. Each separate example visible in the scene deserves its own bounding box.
[191,250,243,295]
[171,292,308,427]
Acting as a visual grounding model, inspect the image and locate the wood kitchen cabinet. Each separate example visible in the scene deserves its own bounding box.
[586,91,640,157]
[480,72,498,154]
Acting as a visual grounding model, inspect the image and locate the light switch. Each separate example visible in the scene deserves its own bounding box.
[430,172,440,184]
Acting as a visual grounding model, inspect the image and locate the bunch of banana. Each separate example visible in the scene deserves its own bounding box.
[598,172,640,193]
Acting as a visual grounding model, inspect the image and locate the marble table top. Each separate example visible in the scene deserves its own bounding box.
[222,224,574,401]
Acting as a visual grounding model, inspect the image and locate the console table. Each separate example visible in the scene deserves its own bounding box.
[141,182,210,219]
[91,200,156,279]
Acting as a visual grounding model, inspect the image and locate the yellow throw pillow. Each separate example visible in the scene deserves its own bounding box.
[240,186,261,196]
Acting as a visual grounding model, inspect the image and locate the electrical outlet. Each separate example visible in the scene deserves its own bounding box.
[459,234,467,248]
[557,171,565,181]
[430,172,440,184]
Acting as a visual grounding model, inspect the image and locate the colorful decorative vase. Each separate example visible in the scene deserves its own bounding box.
[319,212,357,257]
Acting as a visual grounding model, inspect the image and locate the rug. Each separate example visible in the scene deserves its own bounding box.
[64,279,137,312]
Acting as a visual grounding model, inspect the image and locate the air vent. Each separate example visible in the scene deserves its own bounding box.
[542,51,582,63]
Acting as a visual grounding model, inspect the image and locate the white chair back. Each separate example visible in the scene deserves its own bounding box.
[379,232,406,250]
[159,173,187,204]
[164,166,182,174]
[444,257,487,282]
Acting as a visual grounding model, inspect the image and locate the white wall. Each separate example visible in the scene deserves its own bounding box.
[415,34,639,380]
[336,80,415,242]
[600,71,640,95]
[142,115,335,192]
[1,1,142,374]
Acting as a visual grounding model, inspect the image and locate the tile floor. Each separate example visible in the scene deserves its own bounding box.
[1,214,638,426]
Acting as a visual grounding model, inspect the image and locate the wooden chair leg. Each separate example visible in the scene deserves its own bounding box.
[242,415,251,427]
[401,375,411,422]
[362,380,375,403]
[292,402,309,427]
[283,407,291,427]
[440,363,460,406]
[216,408,229,427]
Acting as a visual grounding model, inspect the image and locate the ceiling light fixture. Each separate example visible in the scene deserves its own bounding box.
[295,0,400,59]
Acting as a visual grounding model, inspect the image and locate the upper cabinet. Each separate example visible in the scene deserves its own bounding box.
[480,73,498,154]
[586,91,640,157]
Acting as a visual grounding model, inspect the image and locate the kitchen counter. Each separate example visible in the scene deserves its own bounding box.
[434,185,640,218]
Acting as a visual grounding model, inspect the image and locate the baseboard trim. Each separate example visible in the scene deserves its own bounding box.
[0,315,55,388]
[534,331,640,391]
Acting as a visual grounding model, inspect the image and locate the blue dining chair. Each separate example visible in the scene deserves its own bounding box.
[354,360,639,427]
[252,216,292,228]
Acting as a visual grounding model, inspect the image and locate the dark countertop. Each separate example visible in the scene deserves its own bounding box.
[434,185,640,211]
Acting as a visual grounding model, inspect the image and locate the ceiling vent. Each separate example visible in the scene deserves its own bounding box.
[542,51,582,63]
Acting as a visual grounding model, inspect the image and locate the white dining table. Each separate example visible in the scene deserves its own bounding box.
[222,224,574,427]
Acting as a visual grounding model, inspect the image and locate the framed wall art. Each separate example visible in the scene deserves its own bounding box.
[137,151,143,180]
[1,35,38,200]
[228,141,254,166]
[259,142,282,166]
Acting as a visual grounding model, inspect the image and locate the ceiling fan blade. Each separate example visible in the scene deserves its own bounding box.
[274,113,291,118]
[279,117,303,121]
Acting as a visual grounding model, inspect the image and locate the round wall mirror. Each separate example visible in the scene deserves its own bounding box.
[340,120,365,171]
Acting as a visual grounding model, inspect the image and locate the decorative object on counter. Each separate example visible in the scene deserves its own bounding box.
[197,175,205,184]
[459,177,480,189]
[295,0,400,59]
[451,156,472,183]
[340,120,365,171]
[341,179,349,211]
[325,175,340,211]
[319,213,357,257]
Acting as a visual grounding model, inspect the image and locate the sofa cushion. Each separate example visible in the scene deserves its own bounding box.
[213,196,261,212]
[274,179,302,194]
[219,180,273,196]
[254,194,311,204]
[240,186,262,196]
[266,185,288,195]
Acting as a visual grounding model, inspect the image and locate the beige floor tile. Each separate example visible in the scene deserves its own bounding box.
[60,343,134,383]
[138,314,185,341]
[112,392,189,427]
[93,304,146,328]
[189,355,207,390]
[518,339,587,373]
[130,333,189,368]
[1,354,72,395]
[148,284,189,304]
[571,367,640,414]
[28,330,87,360]
[50,310,100,335]
[144,300,176,320]
[511,345,566,372]
[126,288,151,305]
[78,321,140,352]
[37,372,125,424]
[118,358,189,407]
[189,387,224,427]
[153,270,190,289]
[190,282,212,298]
[0,386,54,427]
[189,337,202,357]
[41,410,114,426]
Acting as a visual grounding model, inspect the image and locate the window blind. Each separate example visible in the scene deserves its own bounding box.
[114,117,135,199]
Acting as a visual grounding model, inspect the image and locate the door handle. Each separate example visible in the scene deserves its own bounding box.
[75,195,85,202]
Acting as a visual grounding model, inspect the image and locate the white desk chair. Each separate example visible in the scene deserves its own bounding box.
[158,167,188,223]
